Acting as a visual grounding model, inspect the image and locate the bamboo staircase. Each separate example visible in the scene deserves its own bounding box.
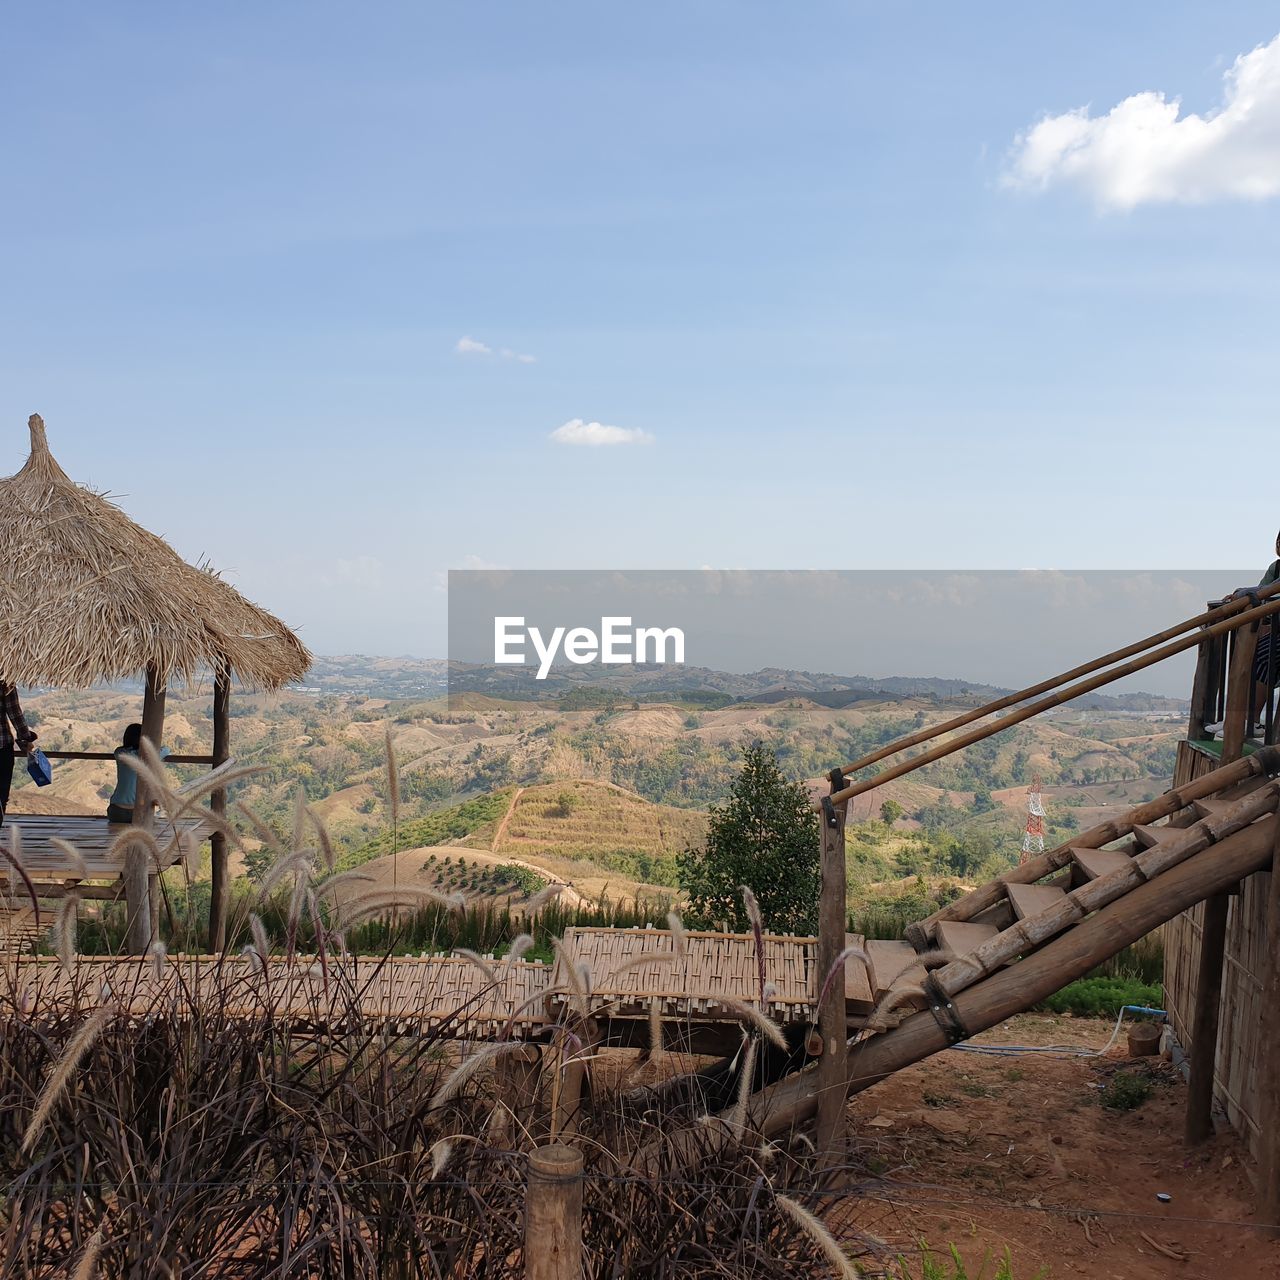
[634,583,1280,1176]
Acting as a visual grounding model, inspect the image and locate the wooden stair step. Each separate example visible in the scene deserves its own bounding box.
[1131,823,1180,848]
[934,920,999,957]
[865,940,927,1000]
[1191,796,1234,820]
[842,931,874,1013]
[1005,881,1067,921]
[1071,848,1134,880]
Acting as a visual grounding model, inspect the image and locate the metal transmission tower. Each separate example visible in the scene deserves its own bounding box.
[1019,775,1046,864]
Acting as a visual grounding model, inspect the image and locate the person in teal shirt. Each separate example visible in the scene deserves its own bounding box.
[107,723,170,823]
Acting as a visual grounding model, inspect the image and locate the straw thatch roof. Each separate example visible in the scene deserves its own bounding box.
[0,415,310,690]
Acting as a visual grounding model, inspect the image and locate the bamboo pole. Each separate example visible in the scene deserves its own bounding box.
[1185,623,1260,1144]
[525,1144,583,1280]
[207,661,231,952]
[911,749,1279,939]
[814,788,847,1165]
[831,593,1280,807]
[630,813,1280,1178]
[836,583,1280,782]
[125,664,166,954]
[1258,813,1280,1236]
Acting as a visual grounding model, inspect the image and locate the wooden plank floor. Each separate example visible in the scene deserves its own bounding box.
[0,814,208,883]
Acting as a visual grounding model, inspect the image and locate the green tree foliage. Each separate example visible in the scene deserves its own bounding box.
[676,742,820,933]
[879,798,904,825]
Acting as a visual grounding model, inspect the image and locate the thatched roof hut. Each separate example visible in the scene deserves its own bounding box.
[0,415,309,690]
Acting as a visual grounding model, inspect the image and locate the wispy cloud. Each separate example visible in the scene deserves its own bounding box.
[454,336,536,363]
[1005,31,1280,209]
[549,419,655,447]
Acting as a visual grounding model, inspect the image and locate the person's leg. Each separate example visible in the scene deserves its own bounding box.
[0,746,13,827]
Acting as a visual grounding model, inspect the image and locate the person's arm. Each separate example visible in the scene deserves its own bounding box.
[4,686,36,752]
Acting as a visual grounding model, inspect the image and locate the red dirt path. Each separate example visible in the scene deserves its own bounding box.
[831,1013,1279,1279]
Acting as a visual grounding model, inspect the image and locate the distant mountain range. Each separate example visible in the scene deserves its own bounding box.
[298,655,1188,715]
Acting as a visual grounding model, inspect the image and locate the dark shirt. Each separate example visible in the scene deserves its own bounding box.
[0,682,35,753]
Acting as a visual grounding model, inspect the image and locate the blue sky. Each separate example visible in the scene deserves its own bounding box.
[3,4,1278,658]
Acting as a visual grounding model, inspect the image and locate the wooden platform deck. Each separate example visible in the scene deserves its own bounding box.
[1,814,210,885]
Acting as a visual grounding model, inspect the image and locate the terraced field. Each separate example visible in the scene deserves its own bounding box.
[494,779,707,873]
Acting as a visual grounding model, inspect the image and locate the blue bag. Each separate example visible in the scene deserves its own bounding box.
[26,747,52,787]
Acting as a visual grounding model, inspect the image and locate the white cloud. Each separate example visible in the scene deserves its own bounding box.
[454,336,536,362]
[549,419,655,447]
[1005,31,1280,209]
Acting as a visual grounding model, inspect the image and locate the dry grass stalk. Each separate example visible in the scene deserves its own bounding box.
[430,1042,521,1112]
[775,1194,858,1279]
[525,882,566,913]
[714,996,787,1050]
[23,1006,113,1154]
[49,838,89,880]
[53,895,79,977]
[729,1036,759,1137]
[867,983,928,1032]
[339,886,464,928]
[70,1227,105,1280]
[666,911,687,958]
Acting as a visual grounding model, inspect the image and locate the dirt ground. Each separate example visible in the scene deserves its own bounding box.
[833,1013,1279,1279]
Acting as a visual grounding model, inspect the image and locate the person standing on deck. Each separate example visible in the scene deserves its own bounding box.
[107,722,170,824]
[0,680,38,827]
[1230,530,1280,727]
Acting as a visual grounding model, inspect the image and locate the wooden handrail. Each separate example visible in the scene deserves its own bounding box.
[830,589,1280,806]
[39,750,214,764]
[836,578,1280,782]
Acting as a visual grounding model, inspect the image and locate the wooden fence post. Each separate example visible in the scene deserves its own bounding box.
[525,1143,583,1280]
[1186,623,1257,1143]
[815,776,848,1165]
[1258,811,1280,1236]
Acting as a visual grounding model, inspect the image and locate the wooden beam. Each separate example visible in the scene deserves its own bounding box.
[1259,815,1280,1236]
[41,751,213,764]
[125,665,166,954]
[1187,632,1217,742]
[208,662,231,952]
[814,789,847,1165]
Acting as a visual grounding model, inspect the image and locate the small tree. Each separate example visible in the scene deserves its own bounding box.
[879,798,904,826]
[677,742,820,933]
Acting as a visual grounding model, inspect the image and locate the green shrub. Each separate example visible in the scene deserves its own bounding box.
[1100,1070,1154,1111]
[1039,976,1161,1018]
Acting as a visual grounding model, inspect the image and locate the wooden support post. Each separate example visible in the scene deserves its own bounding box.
[815,780,848,1164]
[1184,893,1229,1144]
[550,1018,596,1141]
[494,1043,543,1147]
[208,662,231,952]
[125,664,167,954]
[1258,813,1280,1235]
[1185,624,1257,1142]
[525,1144,583,1280]
[1187,631,1215,741]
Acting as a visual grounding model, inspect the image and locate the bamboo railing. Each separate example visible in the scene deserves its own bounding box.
[830,581,1280,806]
